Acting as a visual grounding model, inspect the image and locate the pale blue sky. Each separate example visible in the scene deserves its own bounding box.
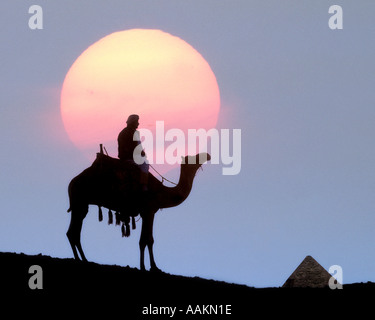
[1,1,374,287]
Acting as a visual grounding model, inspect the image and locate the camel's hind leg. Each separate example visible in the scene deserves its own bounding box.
[67,207,88,262]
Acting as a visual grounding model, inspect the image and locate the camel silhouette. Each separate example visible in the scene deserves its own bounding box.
[66,151,211,272]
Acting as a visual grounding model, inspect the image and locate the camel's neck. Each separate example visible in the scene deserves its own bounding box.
[157,165,199,209]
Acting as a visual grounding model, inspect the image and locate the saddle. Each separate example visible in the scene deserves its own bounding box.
[91,152,144,237]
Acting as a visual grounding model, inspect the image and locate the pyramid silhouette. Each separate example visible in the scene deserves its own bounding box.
[283,255,332,288]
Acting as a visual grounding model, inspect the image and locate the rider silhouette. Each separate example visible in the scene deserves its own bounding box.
[118,114,149,191]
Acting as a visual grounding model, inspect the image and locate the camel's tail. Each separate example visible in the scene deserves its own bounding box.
[67,207,71,213]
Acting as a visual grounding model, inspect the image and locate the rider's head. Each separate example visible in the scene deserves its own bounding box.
[126,114,139,129]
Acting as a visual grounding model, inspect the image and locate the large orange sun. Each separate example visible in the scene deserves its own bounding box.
[61,29,220,167]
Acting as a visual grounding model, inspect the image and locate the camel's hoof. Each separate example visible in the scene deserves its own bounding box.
[75,259,89,264]
[73,256,88,263]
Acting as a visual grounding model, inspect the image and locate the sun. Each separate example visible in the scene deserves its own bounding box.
[60,29,220,167]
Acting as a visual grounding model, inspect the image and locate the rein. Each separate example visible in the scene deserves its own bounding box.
[149,164,178,186]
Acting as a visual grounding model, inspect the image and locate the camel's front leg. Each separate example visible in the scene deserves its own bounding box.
[139,211,160,272]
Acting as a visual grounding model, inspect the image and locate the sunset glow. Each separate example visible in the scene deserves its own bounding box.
[60,29,220,161]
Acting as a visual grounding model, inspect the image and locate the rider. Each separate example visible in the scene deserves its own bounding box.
[118,114,149,191]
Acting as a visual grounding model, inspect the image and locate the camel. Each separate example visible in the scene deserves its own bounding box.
[66,150,211,272]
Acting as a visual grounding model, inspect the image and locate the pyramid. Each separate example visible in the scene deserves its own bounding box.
[282,255,332,288]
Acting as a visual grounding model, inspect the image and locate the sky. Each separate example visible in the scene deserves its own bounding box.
[1,1,375,288]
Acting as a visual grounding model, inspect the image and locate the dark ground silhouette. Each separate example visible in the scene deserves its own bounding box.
[1,252,374,317]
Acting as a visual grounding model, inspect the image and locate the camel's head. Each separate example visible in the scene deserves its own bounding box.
[181,153,211,173]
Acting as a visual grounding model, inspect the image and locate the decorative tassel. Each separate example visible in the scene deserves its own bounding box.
[108,209,112,223]
[121,223,126,237]
[108,210,113,225]
[98,206,103,222]
[115,212,121,225]
[132,216,136,230]
[121,222,131,237]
